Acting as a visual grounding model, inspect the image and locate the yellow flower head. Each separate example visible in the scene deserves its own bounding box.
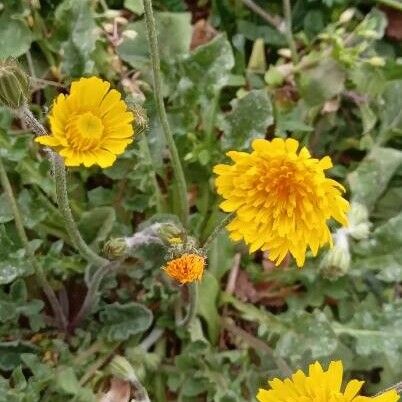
[257,361,399,402]
[35,76,134,168]
[213,138,349,267]
[164,253,205,284]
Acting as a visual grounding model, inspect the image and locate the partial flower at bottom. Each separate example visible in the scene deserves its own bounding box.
[35,76,134,168]
[257,361,400,402]
[164,254,205,284]
[213,138,349,267]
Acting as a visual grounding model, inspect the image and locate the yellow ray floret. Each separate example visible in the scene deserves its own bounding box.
[257,361,400,402]
[35,76,135,168]
[164,253,205,284]
[213,138,350,267]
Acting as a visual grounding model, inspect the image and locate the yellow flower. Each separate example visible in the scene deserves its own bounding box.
[213,138,349,267]
[164,253,205,284]
[257,361,399,402]
[35,76,134,168]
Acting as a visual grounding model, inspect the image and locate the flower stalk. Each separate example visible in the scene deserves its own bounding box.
[52,153,108,267]
[282,0,299,65]
[143,0,189,227]
[0,156,67,330]
[70,261,119,329]
[176,282,199,328]
[20,107,108,268]
[202,213,235,251]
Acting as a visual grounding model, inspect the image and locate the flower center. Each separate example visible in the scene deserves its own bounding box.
[77,112,103,139]
[66,112,105,152]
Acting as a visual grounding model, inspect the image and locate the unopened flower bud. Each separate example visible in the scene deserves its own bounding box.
[347,202,371,240]
[320,229,351,280]
[109,356,136,382]
[103,237,129,259]
[339,8,355,24]
[157,222,184,245]
[367,56,385,67]
[0,59,30,110]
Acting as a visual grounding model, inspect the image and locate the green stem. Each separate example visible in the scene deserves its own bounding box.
[282,0,299,65]
[241,0,283,30]
[52,154,108,267]
[375,0,402,11]
[176,282,198,328]
[202,213,235,251]
[0,156,67,330]
[70,261,118,329]
[143,0,189,227]
[379,381,402,395]
[20,106,108,267]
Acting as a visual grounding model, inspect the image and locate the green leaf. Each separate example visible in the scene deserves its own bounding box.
[276,310,338,364]
[55,0,98,76]
[78,207,116,245]
[333,299,402,368]
[379,80,402,137]
[0,194,13,224]
[55,367,80,395]
[0,262,26,285]
[237,20,286,47]
[0,341,36,371]
[100,302,153,341]
[124,0,144,14]
[178,34,235,97]
[197,272,220,344]
[0,12,32,58]
[118,12,192,70]
[221,89,273,150]
[298,58,346,106]
[347,147,402,211]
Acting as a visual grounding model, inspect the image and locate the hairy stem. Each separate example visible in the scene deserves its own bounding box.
[70,261,119,329]
[241,0,283,30]
[52,154,109,267]
[202,213,235,251]
[222,318,292,377]
[143,0,189,227]
[176,282,198,328]
[140,327,164,351]
[282,0,299,65]
[20,107,108,267]
[0,156,67,330]
[377,381,402,395]
[375,0,402,11]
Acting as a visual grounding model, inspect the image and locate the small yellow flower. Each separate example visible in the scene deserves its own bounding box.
[35,76,134,168]
[214,138,349,267]
[164,253,205,284]
[257,361,399,402]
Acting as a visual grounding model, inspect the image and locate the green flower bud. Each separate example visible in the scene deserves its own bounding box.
[320,229,351,280]
[109,355,136,382]
[0,59,30,110]
[339,8,355,24]
[264,66,284,88]
[156,222,184,246]
[367,57,385,67]
[347,202,371,240]
[103,237,129,259]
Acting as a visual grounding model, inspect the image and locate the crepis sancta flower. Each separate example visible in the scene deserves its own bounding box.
[214,138,349,267]
[35,76,134,168]
[257,361,399,402]
[164,253,205,284]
